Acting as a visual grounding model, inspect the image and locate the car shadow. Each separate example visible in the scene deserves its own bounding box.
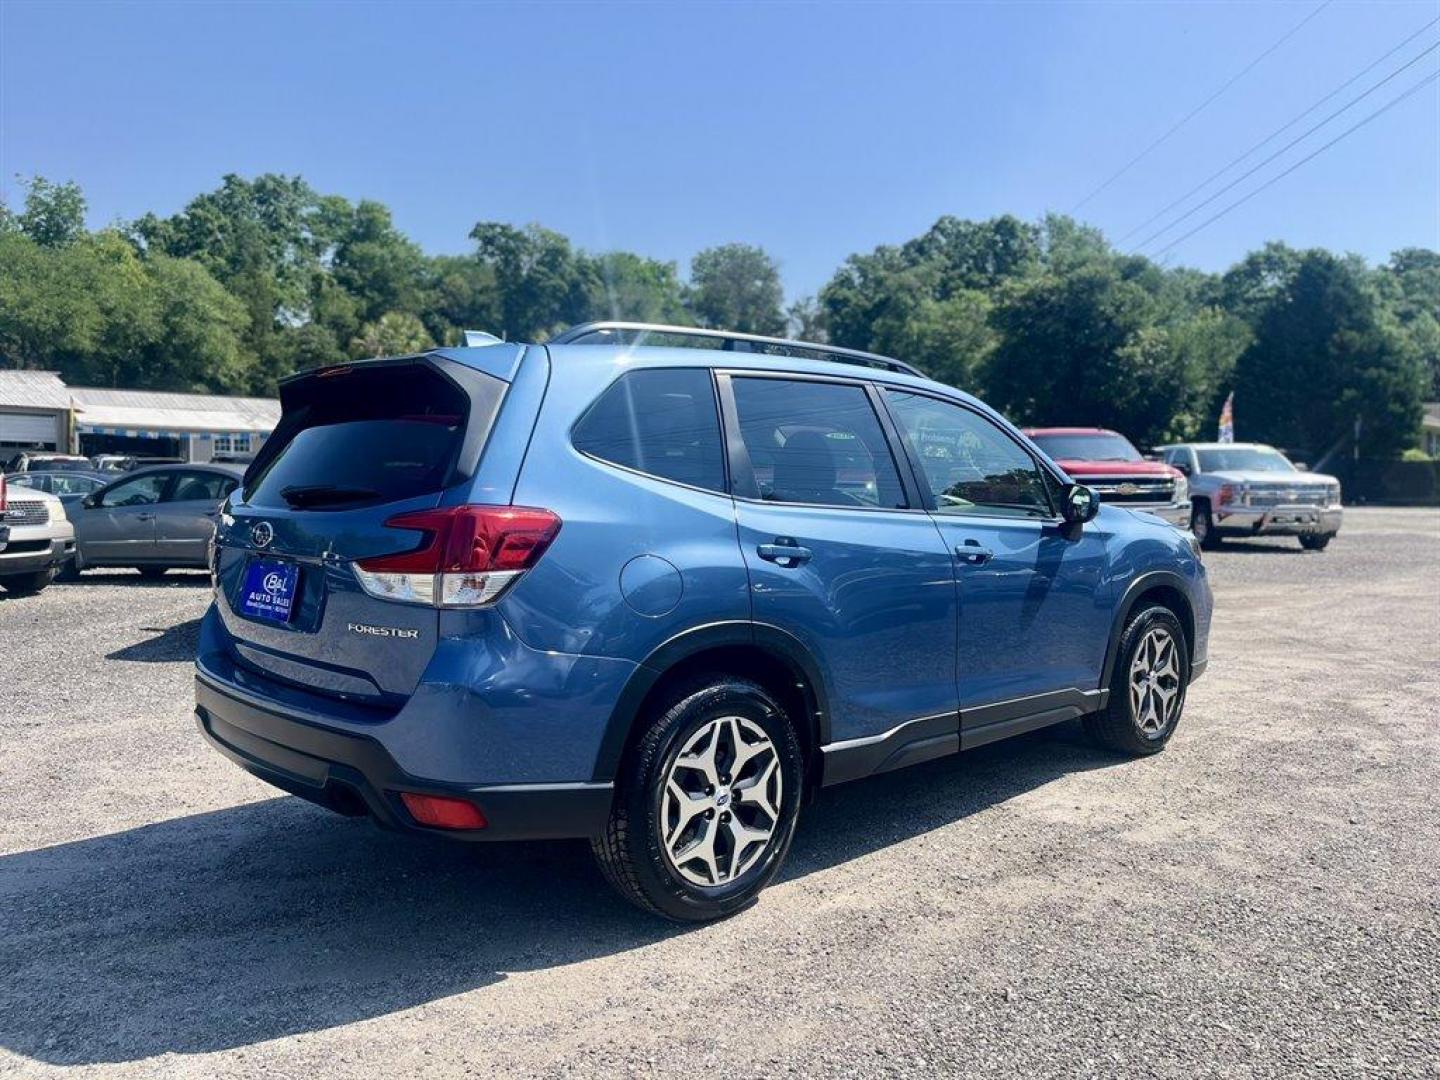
[105,618,203,663]
[0,723,1118,1066]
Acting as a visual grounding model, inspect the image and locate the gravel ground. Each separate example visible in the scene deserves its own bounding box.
[1,507,1437,1079]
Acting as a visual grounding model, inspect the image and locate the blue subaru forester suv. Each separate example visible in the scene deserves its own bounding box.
[196,321,1212,920]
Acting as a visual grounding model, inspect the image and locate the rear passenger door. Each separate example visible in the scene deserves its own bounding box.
[719,372,958,753]
[156,470,239,565]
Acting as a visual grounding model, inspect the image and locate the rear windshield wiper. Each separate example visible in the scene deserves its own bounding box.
[279,484,380,509]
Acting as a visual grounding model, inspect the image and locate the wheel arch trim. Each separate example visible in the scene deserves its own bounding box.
[1100,569,1198,687]
[589,621,832,783]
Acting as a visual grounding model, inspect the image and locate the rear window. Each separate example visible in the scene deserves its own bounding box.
[246,363,480,510]
[572,368,726,492]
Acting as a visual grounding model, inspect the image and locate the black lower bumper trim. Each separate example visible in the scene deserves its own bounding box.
[195,673,613,841]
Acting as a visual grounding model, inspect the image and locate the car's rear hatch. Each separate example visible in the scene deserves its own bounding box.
[213,351,518,705]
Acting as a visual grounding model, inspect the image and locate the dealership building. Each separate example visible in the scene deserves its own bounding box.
[0,370,279,463]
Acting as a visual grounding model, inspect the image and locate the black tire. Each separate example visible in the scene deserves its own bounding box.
[136,566,169,580]
[592,675,804,921]
[1190,500,1221,550]
[1299,533,1332,551]
[0,569,55,596]
[1084,605,1190,756]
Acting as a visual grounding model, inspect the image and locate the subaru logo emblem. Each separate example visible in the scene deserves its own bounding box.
[250,521,274,548]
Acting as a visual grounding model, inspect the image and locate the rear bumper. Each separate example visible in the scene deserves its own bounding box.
[1214,506,1342,536]
[195,668,613,841]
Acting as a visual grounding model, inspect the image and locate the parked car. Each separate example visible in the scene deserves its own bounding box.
[195,321,1212,920]
[7,469,109,509]
[4,452,93,473]
[63,464,243,579]
[1157,441,1342,550]
[89,454,186,473]
[1023,427,1190,528]
[0,477,75,596]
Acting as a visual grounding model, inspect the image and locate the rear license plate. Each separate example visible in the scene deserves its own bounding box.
[240,559,300,623]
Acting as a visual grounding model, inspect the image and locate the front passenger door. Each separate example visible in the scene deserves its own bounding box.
[883,390,1112,712]
[79,472,169,564]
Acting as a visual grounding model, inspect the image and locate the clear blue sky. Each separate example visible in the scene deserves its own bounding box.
[2,1,1436,300]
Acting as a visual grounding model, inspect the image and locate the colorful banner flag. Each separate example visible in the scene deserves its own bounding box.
[1218,391,1234,443]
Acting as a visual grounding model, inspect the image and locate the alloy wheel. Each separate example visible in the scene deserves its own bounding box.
[660,715,783,887]
[1129,627,1182,737]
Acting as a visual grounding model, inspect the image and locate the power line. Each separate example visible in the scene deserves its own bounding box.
[1070,0,1332,214]
[1129,37,1440,253]
[1150,69,1440,261]
[1116,13,1440,245]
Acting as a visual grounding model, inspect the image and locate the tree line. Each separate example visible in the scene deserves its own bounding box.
[2,173,1435,460]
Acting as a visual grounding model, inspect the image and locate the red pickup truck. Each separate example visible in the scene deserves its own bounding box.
[1023,427,1190,528]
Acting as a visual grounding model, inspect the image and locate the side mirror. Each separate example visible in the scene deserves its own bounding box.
[1172,461,1191,476]
[81,493,99,509]
[1293,462,1310,472]
[1061,483,1100,525]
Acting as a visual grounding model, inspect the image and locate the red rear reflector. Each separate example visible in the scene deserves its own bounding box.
[358,506,562,574]
[399,792,488,830]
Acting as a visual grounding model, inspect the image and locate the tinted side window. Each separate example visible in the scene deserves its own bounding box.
[730,377,906,509]
[165,471,238,503]
[886,391,1053,518]
[100,474,167,508]
[573,369,726,492]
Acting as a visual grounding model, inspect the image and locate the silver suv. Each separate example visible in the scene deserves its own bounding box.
[1158,442,1342,551]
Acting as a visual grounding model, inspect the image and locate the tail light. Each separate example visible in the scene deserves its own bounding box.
[353,505,561,608]
[0,473,6,516]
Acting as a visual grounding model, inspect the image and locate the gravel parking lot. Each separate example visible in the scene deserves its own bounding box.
[1,507,1436,1079]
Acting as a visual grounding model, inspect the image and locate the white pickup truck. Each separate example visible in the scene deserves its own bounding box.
[0,476,75,596]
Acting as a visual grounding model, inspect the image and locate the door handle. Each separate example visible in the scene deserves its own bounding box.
[757,541,813,566]
[956,541,993,566]
[136,513,156,522]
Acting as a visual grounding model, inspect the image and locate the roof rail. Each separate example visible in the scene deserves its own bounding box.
[548,321,923,377]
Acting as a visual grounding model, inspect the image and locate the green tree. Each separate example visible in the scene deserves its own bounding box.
[13,176,88,248]
[350,311,434,359]
[0,231,103,369]
[984,264,1193,447]
[786,296,826,341]
[1380,248,1440,397]
[469,222,593,340]
[1232,249,1424,460]
[686,243,785,335]
[319,197,428,323]
[585,251,689,324]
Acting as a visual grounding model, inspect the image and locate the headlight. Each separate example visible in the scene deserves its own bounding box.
[1173,473,1188,504]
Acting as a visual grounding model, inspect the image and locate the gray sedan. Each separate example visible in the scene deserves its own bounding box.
[63,464,244,579]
